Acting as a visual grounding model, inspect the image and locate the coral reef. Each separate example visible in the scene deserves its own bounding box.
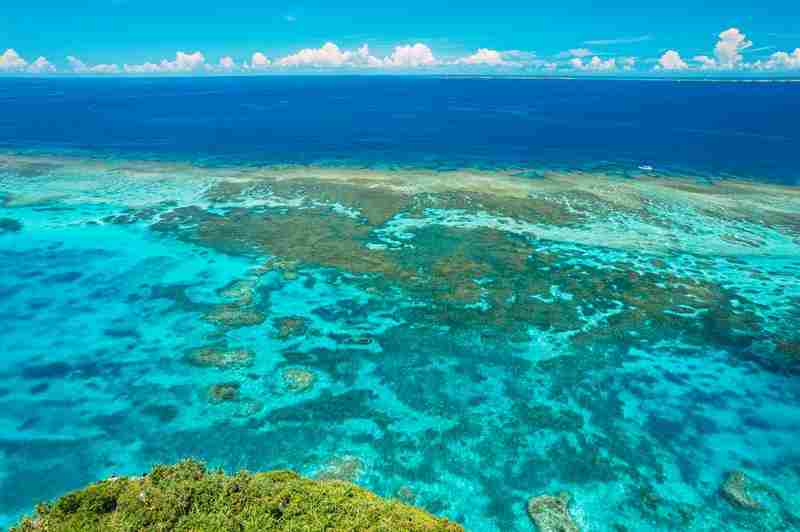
[527,492,580,532]
[207,383,240,404]
[274,316,309,340]
[11,460,462,531]
[282,368,316,393]
[314,455,364,483]
[720,471,762,510]
[203,305,265,328]
[185,345,255,369]
[5,152,800,531]
[218,279,258,305]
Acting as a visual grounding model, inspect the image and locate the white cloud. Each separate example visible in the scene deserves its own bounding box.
[206,56,238,72]
[456,48,516,66]
[28,56,56,74]
[570,56,616,71]
[656,50,688,71]
[278,42,355,67]
[124,51,206,74]
[355,45,384,67]
[620,57,636,71]
[654,27,763,72]
[753,48,800,70]
[91,64,121,74]
[383,43,438,67]
[693,55,717,70]
[276,42,383,67]
[248,52,271,70]
[276,42,431,69]
[67,56,120,74]
[714,28,752,68]
[686,28,752,70]
[0,49,57,74]
[0,49,28,72]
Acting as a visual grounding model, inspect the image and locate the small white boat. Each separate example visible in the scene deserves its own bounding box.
[638,165,654,171]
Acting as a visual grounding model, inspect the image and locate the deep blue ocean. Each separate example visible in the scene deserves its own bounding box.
[1,77,800,531]
[2,77,799,183]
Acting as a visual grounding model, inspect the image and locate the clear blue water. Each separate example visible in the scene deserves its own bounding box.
[1,77,800,531]
[1,77,799,183]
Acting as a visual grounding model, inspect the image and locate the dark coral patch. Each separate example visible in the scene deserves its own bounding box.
[22,361,72,379]
[29,383,50,395]
[0,218,22,233]
[141,404,179,424]
[207,382,240,404]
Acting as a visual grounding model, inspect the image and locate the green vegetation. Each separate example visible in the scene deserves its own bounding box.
[12,460,463,532]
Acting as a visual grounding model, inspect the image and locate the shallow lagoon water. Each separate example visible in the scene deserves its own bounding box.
[1,78,800,531]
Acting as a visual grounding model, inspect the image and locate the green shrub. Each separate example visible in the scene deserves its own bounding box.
[12,460,462,532]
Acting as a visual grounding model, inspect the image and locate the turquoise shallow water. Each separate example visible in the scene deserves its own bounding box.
[1,152,799,531]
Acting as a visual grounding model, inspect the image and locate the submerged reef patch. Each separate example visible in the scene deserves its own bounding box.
[314,455,365,483]
[282,367,316,393]
[274,316,309,340]
[203,304,266,329]
[721,471,762,510]
[527,492,580,532]
[218,279,258,305]
[207,382,240,404]
[185,345,255,369]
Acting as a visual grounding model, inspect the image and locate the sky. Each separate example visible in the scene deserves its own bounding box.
[2,1,800,76]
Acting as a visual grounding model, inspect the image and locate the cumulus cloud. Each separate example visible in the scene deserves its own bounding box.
[688,28,752,70]
[67,56,120,74]
[277,42,382,68]
[692,54,717,70]
[278,42,352,67]
[0,49,57,74]
[655,50,688,71]
[218,56,236,70]
[383,43,438,67]
[714,28,752,68]
[455,48,517,66]
[356,45,385,67]
[570,56,616,71]
[123,51,206,74]
[753,48,800,70]
[655,27,764,71]
[454,48,519,66]
[0,49,28,72]
[274,42,434,69]
[249,52,271,70]
[28,56,56,73]
[206,56,238,72]
[620,57,636,71]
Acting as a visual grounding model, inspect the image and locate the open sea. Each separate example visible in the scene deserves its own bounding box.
[1,76,799,531]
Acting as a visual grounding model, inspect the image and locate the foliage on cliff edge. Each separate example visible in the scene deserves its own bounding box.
[12,460,462,532]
